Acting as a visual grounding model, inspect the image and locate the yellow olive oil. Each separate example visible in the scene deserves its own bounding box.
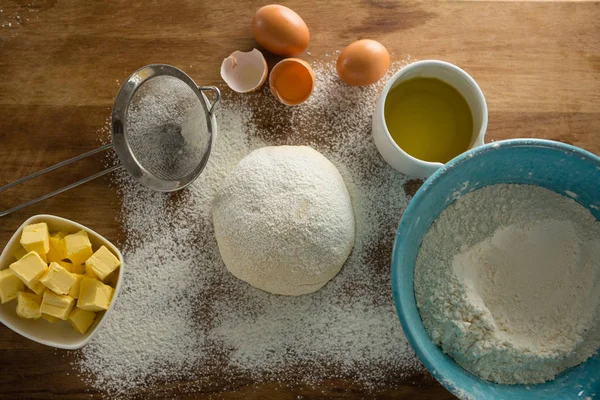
[384,77,473,163]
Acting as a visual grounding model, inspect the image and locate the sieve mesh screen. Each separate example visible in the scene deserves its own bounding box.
[125,75,210,182]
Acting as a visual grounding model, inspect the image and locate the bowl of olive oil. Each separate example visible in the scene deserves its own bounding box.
[373,60,487,178]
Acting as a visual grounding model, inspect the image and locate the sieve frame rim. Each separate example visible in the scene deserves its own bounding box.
[111,64,217,192]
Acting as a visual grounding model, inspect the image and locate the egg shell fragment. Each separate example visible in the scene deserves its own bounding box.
[220,49,268,93]
[269,58,314,106]
[336,39,390,86]
[252,4,310,57]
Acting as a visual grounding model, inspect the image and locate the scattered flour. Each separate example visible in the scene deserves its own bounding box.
[415,184,600,385]
[75,57,424,396]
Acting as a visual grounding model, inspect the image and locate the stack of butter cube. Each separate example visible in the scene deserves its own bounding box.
[0,222,120,335]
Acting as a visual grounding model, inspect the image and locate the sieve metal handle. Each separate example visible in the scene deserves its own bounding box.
[0,143,122,217]
[198,86,221,116]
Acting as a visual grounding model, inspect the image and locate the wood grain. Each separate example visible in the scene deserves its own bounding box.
[0,0,598,398]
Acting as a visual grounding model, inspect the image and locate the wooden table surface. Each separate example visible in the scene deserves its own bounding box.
[0,0,598,399]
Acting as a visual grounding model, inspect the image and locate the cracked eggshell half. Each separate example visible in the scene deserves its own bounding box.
[220,49,268,93]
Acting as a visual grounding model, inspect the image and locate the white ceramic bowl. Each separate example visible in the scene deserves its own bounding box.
[372,60,488,179]
[0,215,123,349]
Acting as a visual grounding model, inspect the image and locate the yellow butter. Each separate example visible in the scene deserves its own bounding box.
[77,278,114,312]
[68,274,85,299]
[40,262,77,295]
[57,260,73,272]
[9,251,48,288]
[41,304,72,320]
[16,292,42,319]
[86,246,121,282]
[71,264,85,275]
[84,263,99,279]
[41,313,59,323]
[42,289,74,307]
[57,260,84,275]
[13,246,28,261]
[0,269,25,304]
[20,223,50,262]
[29,280,47,296]
[68,307,96,334]
[63,230,93,266]
[40,290,75,320]
[47,232,67,263]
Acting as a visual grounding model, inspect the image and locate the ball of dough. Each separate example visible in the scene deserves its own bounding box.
[212,146,355,296]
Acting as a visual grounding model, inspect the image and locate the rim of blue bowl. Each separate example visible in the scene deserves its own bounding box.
[390,138,600,398]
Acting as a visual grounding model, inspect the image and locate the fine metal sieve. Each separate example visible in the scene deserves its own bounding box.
[0,64,220,217]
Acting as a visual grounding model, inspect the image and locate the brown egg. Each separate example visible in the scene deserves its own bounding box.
[252,4,310,57]
[336,39,390,86]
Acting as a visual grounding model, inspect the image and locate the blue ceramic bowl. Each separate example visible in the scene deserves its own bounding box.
[391,139,600,400]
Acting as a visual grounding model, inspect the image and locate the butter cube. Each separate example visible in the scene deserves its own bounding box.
[40,304,71,319]
[68,274,85,299]
[13,246,28,261]
[57,260,73,272]
[16,292,42,319]
[9,252,48,288]
[40,262,77,295]
[41,313,59,323]
[47,232,67,263]
[57,260,84,275]
[84,263,99,279]
[0,269,25,303]
[29,280,47,296]
[77,278,114,312]
[40,290,75,320]
[68,307,96,334]
[42,289,75,307]
[63,230,93,265]
[85,246,121,282]
[71,264,85,275]
[20,223,50,262]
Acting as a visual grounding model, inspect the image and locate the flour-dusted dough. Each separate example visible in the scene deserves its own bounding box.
[212,146,355,296]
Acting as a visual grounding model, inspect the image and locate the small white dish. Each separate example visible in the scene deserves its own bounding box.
[0,214,123,349]
[372,60,488,179]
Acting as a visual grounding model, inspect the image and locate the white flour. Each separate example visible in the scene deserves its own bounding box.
[75,58,424,396]
[415,184,600,384]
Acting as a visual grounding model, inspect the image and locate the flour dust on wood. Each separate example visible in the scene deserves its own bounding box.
[73,58,424,396]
